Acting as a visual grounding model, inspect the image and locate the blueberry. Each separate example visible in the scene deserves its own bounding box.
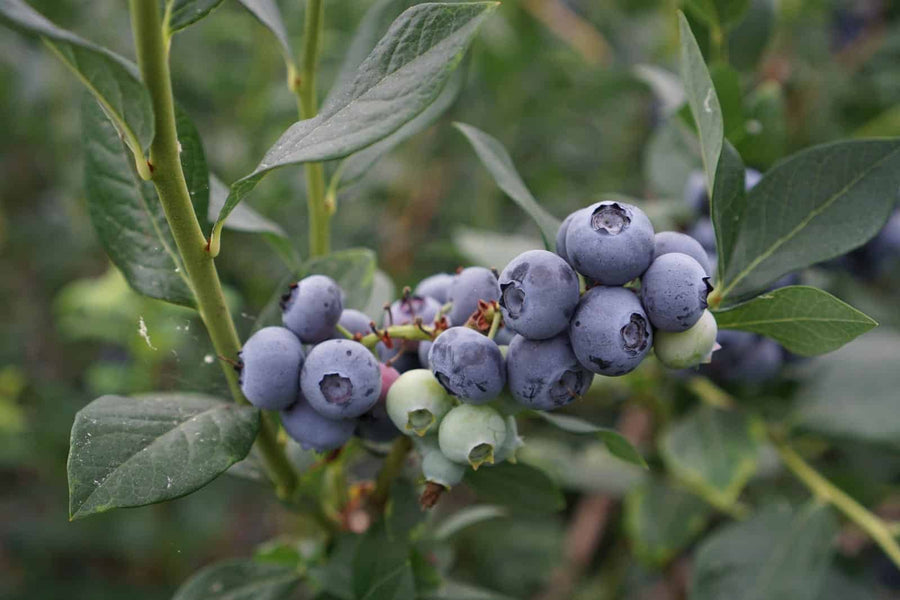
[281,275,343,343]
[556,209,586,266]
[376,341,421,373]
[640,253,711,332]
[506,334,593,410]
[300,339,381,419]
[334,308,372,339]
[280,393,355,452]
[356,364,402,443]
[415,273,454,304]
[653,231,712,276]
[386,369,454,436]
[416,436,466,489]
[385,295,442,328]
[709,330,782,383]
[491,416,524,464]
[498,250,580,340]
[745,168,762,191]
[446,267,500,326]
[429,327,506,402]
[569,286,652,376]
[654,309,718,369]
[684,170,709,215]
[493,324,516,346]
[418,340,433,369]
[565,201,656,285]
[239,326,304,410]
[688,218,716,255]
[438,404,508,469]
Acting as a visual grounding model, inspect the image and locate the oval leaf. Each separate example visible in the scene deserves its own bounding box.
[67,393,259,519]
[691,503,837,600]
[304,248,377,311]
[718,140,900,303]
[83,99,195,307]
[211,2,498,249]
[1,0,153,163]
[353,523,415,600]
[172,559,301,600]
[237,0,293,65]
[454,122,561,248]
[714,285,877,356]
[208,174,287,238]
[176,106,210,232]
[659,406,762,510]
[535,411,648,469]
[167,0,226,33]
[465,462,564,514]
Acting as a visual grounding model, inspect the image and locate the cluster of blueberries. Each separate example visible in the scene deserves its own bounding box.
[236,198,724,490]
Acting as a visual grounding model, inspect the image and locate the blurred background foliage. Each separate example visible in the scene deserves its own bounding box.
[2,0,900,598]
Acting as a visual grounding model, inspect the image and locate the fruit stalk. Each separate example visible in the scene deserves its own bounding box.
[128,0,297,498]
[294,0,330,257]
[370,436,413,512]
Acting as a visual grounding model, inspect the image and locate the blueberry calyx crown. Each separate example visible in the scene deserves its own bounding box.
[591,202,630,235]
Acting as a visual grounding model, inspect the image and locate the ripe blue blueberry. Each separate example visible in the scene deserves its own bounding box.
[418,340,433,369]
[415,273,454,304]
[653,309,718,369]
[281,275,343,343]
[376,341,421,373]
[565,201,656,285]
[386,369,454,436]
[506,334,592,410]
[446,267,500,326]
[493,324,515,346]
[683,170,708,215]
[300,339,381,419]
[280,393,355,452]
[356,364,401,443]
[653,231,712,276]
[239,326,304,410]
[710,330,782,384]
[498,250,580,340]
[334,308,372,339]
[429,327,506,402]
[688,218,716,255]
[438,404,508,469]
[386,295,442,328]
[640,253,711,332]
[556,209,586,266]
[745,168,762,190]
[569,286,652,376]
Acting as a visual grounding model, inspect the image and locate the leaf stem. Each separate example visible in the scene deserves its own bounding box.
[294,0,329,257]
[770,431,900,569]
[128,0,297,498]
[487,310,501,340]
[370,436,413,513]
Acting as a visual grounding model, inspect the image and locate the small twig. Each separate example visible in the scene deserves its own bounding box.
[369,436,413,514]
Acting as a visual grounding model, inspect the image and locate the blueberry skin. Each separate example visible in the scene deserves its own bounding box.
[333,308,372,339]
[281,394,355,452]
[565,201,656,285]
[493,324,516,346]
[653,231,712,276]
[498,250,580,340]
[429,327,506,403]
[688,218,716,255]
[418,341,432,369]
[376,342,421,373]
[683,170,709,215]
[437,404,508,468]
[446,267,501,326]
[709,330,782,384]
[569,286,653,376]
[300,339,382,419]
[416,436,466,488]
[386,295,442,327]
[282,275,343,343]
[415,273,454,304]
[506,334,593,410]
[556,209,588,266]
[239,326,304,410]
[356,364,402,443]
[640,253,711,332]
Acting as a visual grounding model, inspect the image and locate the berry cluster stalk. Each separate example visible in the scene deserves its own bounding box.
[128,0,297,498]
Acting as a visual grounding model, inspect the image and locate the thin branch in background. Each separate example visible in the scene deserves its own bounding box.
[522,0,612,67]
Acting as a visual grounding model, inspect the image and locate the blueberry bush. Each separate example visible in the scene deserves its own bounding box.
[3,0,900,598]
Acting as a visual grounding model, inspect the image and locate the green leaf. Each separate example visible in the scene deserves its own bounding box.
[727,0,775,71]
[337,68,464,189]
[465,462,564,514]
[736,80,786,168]
[433,505,508,540]
[710,140,747,283]
[718,140,900,303]
[352,523,415,600]
[709,63,743,140]
[303,248,377,311]
[0,0,153,168]
[644,117,702,199]
[175,106,210,233]
[659,406,762,510]
[714,286,877,356]
[685,0,751,27]
[624,478,713,567]
[690,503,837,600]
[82,99,195,307]
[454,122,561,249]
[679,11,723,195]
[385,479,424,540]
[633,64,685,118]
[67,393,259,520]
[172,558,301,600]
[236,0,293,65]
[453,227,543,270]
[793,331,900,449]
[363,270,396,320]
[211,2,498,248]
[167,0,226,33]
[535,412,648,469]
[421,582,518,600]
[208,174,287,238]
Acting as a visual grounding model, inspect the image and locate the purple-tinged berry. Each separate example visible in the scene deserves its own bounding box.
[239,326,304,410]
[640,253,711,332]
[498,250,580,340]
[300,339,381,419]
[446,267,500,326]
[281,394,355,452]
[429,327,506,403]
[281,275,343,343]
[506,334,592,410]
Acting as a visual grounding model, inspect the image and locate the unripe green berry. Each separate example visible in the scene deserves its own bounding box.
[654,309,718,369]
[492,416,524,464]
[416,437,466,489]
[386,369,454,437]
[438,404,508,469]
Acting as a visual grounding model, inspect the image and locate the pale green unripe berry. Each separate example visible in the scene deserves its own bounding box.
[416,437,466,489]
[492,415,524,464]
[654,309,718,369]
[386,369,454,436]
[438,404,508,469]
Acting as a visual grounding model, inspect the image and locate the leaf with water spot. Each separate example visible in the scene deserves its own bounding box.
[172,558,301,600]
[67,393,259,519]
